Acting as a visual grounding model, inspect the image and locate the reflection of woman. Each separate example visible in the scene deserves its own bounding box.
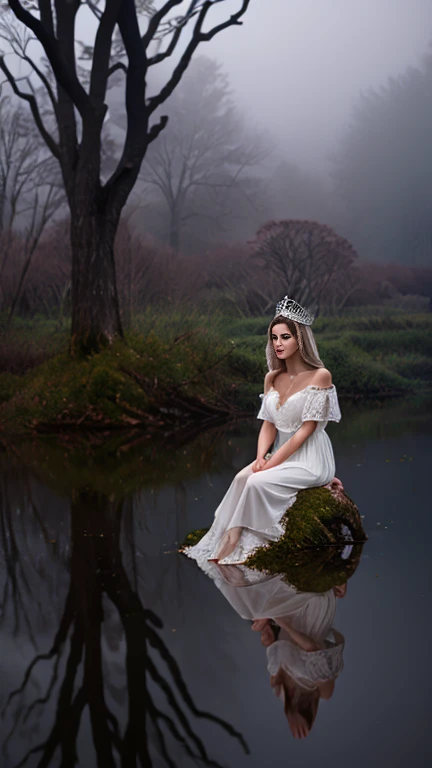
[185,297,343,565]
[205,563,346,740]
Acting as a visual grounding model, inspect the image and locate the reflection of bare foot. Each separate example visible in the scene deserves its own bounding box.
[287,711,311,740]
[215,564,248,586]
[334,582,347,598]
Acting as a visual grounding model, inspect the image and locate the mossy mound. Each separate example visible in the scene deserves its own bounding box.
[246,485,366,591]
[182,485,366,592]
[0,330,239,436]
[182,529,210,548]
[269,544,364,593]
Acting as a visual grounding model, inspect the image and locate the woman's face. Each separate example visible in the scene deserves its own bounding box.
[271,323,299,362]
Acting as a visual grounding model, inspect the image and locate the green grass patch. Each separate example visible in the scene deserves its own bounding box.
[0,327,238,434]
[1,311,430,433]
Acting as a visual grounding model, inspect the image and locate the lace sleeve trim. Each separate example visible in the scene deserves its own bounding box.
[301,386,342,424]
[302,641,345,681]
[257,393,271,421]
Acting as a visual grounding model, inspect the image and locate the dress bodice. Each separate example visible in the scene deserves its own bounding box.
[257,384,342,435]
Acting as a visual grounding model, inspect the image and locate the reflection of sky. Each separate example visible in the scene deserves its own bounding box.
[0,418,430,766]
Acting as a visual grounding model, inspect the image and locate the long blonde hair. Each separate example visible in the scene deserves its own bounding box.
[266,315,324,372]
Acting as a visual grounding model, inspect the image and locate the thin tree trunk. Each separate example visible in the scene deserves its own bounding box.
[169,205,181,253]
[70,207,124,355]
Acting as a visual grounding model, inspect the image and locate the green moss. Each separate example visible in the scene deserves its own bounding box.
[182,529,210,548]
[0,331,236,435]
[274,545,364,593]
[182,486,366,592]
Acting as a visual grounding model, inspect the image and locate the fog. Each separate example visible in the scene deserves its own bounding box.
[205,0,432,173]
[2,0,432,287]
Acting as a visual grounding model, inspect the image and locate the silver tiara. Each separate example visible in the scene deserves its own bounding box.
[274,296,315,326]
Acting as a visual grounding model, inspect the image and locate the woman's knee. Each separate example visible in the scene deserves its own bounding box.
[245,472,265,490]
[234,464,253,483]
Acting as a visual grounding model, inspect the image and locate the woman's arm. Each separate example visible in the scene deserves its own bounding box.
[274,616,323,652]
[257,420,277,459]
[257,368,334,471]
[253,373,278,472]
[258,421,317,470]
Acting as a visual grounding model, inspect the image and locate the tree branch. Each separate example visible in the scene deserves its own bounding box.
[0,56,60,158]
[148,0,251,114]
[148,114,168,144]
[147,1,200,65]
[108,60,128,78]
[7,0,90,116]
[141,0,185,50]
[90,0,123,103]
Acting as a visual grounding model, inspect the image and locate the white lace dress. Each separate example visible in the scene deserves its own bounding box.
[184,384,342,565]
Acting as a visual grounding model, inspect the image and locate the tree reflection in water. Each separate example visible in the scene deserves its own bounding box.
[0,483,248,768]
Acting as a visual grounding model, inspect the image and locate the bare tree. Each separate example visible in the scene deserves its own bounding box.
[0,1,251,353]
[0,96,64,323]
[133,55,267,252]
[252,219,359,316]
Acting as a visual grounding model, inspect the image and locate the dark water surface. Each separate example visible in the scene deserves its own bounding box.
[0,396,431,768]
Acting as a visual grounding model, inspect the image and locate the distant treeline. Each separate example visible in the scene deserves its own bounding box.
[1,216,431,325]
[1,50,432,323]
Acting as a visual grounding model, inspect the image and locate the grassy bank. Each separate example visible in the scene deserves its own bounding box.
[0,310,431,435]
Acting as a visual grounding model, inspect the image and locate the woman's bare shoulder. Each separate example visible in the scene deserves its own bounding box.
[310,368,333,388]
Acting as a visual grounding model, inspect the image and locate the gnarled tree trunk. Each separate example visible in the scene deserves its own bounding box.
[1,0,251,355]
[70,205,123,355]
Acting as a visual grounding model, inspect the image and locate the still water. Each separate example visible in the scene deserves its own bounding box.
[0,395,430,768]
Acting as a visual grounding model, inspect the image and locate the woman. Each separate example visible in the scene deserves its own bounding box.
[184,296,343,565]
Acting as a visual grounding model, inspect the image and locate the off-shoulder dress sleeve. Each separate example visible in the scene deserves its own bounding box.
[257,393,272,421]
[301,386,342,431]
[267,634,344,683]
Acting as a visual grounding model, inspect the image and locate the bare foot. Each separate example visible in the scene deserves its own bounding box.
[333,582,347,598]
[331,477,344,490]
[212,527,242,562]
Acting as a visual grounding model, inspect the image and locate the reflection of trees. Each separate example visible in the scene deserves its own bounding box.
[0,467,59,645]
[1,491,248,767]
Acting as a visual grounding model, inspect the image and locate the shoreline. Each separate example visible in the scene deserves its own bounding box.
[1,311,430,437]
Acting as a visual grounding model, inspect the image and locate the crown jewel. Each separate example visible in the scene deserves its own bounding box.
[274,296,315,326]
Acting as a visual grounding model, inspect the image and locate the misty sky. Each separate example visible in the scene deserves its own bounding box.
[10,0,432,179]
[204,0,432,173]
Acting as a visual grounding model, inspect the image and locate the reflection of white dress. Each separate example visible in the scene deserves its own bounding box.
[200,565,345,688]
[185,384,342,564]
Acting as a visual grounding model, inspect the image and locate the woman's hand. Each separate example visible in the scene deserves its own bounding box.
[258,455,280,471]
[252,456,267,473]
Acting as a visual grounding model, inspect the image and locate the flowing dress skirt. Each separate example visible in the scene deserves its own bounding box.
[184,427,336,565]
